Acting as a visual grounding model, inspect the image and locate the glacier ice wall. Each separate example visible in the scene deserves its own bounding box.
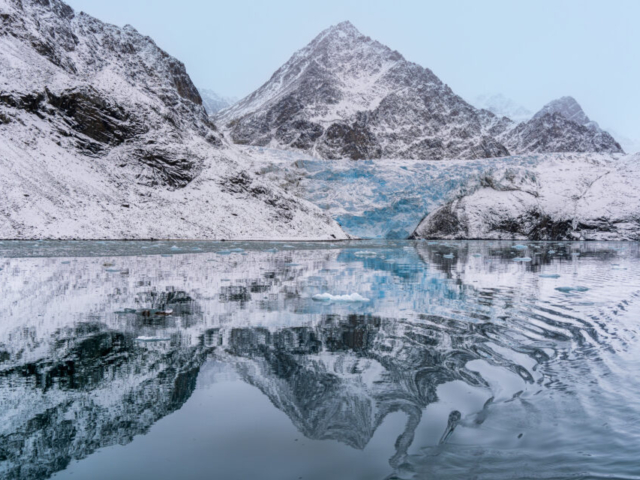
[252,147,552,239]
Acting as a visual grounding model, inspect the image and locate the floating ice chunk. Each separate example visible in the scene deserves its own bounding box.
[354,251,378,257]
[513,245,527,250]
[555,286,589,293]
[312,293,370,302]
[443,254,455,259]
[136,336,171,342]
[265,248,278,253]
[472,253,482,257]
[161,254,173,257]
[547,250,556,254]
[217,250,232,255]
[170,246,181,250]
[539,274,561,278]
[513,257,532,262]
[114,308,137,315]
[105,269,121,273]
[61,261,71,264]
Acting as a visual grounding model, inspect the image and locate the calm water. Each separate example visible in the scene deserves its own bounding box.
[1,240,639,480]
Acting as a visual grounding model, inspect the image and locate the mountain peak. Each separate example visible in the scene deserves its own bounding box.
[332,20,359,34]
[534,96,591,126]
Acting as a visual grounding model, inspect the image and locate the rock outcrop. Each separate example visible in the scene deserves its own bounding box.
[411,154,640,240]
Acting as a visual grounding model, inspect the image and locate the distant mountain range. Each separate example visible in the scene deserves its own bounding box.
[473,94,533,123]
[199,88,237,114]
[216,21,623,159]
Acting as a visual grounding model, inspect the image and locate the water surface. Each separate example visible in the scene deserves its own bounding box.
[1,240,639,479]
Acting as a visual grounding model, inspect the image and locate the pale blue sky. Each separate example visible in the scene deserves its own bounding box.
[66,0,639,140]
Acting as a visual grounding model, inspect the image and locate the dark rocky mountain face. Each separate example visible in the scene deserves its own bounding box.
[503,97,624,154]
[0,0,220,186]
[217,21,512,160]
[503,111,624,154]
[217,22,623,160]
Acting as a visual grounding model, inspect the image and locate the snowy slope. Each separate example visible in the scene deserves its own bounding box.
[412,153,640,240]
[0,0,346,240]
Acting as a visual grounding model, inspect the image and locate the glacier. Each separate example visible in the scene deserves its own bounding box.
[248,147,635,240]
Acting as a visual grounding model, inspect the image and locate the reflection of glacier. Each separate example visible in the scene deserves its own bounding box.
[0,241,638,479]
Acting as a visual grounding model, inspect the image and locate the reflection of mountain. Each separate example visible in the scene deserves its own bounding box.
[0,243,636,479]
[0,321,207,480]
[216,311,543,468]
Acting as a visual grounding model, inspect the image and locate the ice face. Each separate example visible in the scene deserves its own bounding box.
[253,147,546,239]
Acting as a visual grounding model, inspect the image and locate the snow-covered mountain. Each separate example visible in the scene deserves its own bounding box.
[199,88,237,114]
[501,96,623,155]
[473,94,532,123]
[217,21,622,160]
[217,21,513,160]
[411,153,640,241]
[0,0,346,240]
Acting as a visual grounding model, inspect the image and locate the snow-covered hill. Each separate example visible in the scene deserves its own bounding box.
[412,153,640,240]
[0,0,347,240]
[217,22,622,160]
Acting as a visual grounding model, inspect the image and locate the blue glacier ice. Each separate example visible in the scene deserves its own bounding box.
[255,148,546,239]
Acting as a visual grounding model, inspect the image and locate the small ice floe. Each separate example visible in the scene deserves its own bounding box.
[571,252,581,257]
[513,257,532,262]
[217,250,232,255]
[161,254,173,257]
[170,246,181,250]
[114,308,137,314]
[513,245,527,250]
[443,254,455,259]
[136,336,171,342]
[548,250,556,255]
[539,274,561,278]
[105,268,121,273]
[555,286,589,293]
[265,248,278,253]
[103,262,115,267]
[61,261,71,264]
[136,308,174,317]
[354,251,378,257]
[472,253,482,257]
[612,266,628,270]
[312,293,370,302]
